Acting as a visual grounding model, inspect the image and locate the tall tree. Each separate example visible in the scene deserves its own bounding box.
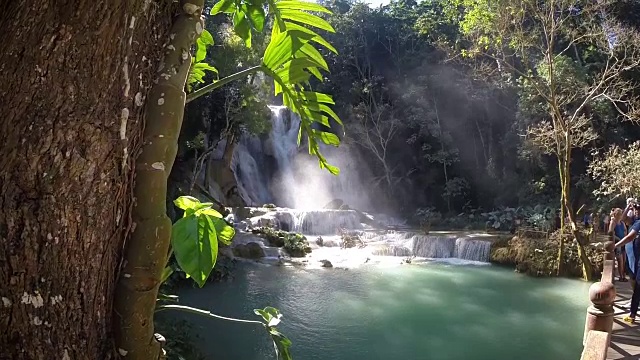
[454,0,640,279]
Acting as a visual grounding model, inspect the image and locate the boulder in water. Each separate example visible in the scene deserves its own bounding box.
[323,199,344,209]
[316,236,324,246]
[232,242,265,259]
[319,259,333,268]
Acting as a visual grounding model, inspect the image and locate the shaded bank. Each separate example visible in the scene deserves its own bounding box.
[490,235,604,278]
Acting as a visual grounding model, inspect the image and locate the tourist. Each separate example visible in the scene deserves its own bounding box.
[583,213,593,228]
[610,208,627,282]
[622,202,638,283]
[603,213,611,233]
[614,204,640,323]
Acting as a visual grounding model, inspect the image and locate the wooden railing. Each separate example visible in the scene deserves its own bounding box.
[580,241,616,360]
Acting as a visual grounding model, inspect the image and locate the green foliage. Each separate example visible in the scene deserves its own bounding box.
[155,302,294,360]
[251,226,311,256]
[284,232,311,257]
[254,307,293,360]
[207,0,344,174]
[481,205,555,231]
[262,0,343,174]
[188,29,219,92]
[589,141,640,200]
[171,196,235,287]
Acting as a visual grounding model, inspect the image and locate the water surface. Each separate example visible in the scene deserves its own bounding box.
[172,262,590,360]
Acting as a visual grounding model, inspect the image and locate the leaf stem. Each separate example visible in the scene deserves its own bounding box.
[186,65,264,103]
[155,304,265,325]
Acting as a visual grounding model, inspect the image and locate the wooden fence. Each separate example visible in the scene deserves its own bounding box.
[580,241,616,360]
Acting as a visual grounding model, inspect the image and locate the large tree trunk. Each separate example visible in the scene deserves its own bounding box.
[0,1,173,359]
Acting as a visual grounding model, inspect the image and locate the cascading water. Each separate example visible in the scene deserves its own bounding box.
[228,105,493,265]
[232,135,272,206]
[231,105,374,210]
[454,238,492,261]
[242,208,493,262]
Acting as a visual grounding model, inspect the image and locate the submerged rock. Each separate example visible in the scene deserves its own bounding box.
[232,242,266,259]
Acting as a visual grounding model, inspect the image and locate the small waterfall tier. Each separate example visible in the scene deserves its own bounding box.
[368,232,493,262]
[232,207,364,235]
[229,207,494,263]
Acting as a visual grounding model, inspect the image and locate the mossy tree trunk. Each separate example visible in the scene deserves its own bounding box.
[558,139,593,281]
[112,1,205,359]
[0,0,173,358]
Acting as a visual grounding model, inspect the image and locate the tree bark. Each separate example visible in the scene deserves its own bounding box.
[0,1,173,359]
[558,146,594,281]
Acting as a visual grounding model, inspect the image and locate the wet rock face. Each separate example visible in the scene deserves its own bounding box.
[232,242,266,259]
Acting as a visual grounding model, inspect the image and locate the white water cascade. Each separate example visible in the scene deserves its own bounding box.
[226,106,494,267]
[234,208,494,263]
[231,106,374,210]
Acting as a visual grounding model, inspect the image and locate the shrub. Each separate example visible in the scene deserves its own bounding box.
[284,233,311,257]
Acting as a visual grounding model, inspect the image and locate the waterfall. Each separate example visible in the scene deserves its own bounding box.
[229,106,375,210]
[454,238,492,262]
[365,232,492,262]
[412,235,457,258]
[232,136,272,206]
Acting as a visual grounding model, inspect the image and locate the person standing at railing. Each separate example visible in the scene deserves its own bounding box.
[610,208,628,282]
[614,203,640,323]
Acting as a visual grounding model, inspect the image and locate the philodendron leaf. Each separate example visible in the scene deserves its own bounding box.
[171,213,218,288]
[174,196,213,216]
[197,208,236,245]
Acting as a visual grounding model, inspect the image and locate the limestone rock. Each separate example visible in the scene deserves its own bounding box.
[232,242,266,259]
[320,259,333,268]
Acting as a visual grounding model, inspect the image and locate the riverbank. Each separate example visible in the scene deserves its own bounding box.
[490,234,604,278]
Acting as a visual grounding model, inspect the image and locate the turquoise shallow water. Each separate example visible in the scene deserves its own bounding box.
[171,262,591,360]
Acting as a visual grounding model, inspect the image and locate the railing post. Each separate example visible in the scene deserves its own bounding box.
[583,259,616,346]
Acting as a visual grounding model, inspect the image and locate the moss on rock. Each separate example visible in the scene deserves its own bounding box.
[252,226,311,257]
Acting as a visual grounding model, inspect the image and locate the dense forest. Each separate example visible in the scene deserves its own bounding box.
[2,0,640,358]
[176,0,640,223]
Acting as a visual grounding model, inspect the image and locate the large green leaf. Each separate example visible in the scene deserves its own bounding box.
[211,0,235,15]
[233,9,252,47]
[301,91,334,104]
[246,3,266,32]
[275,0,332,14]
[195,29,215,62]
[278,9,335,32]
[173,196,213,216]
[311,129,340,146]
[171,213,218,288]
[198,208,236,245]
[281,21,337,53]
